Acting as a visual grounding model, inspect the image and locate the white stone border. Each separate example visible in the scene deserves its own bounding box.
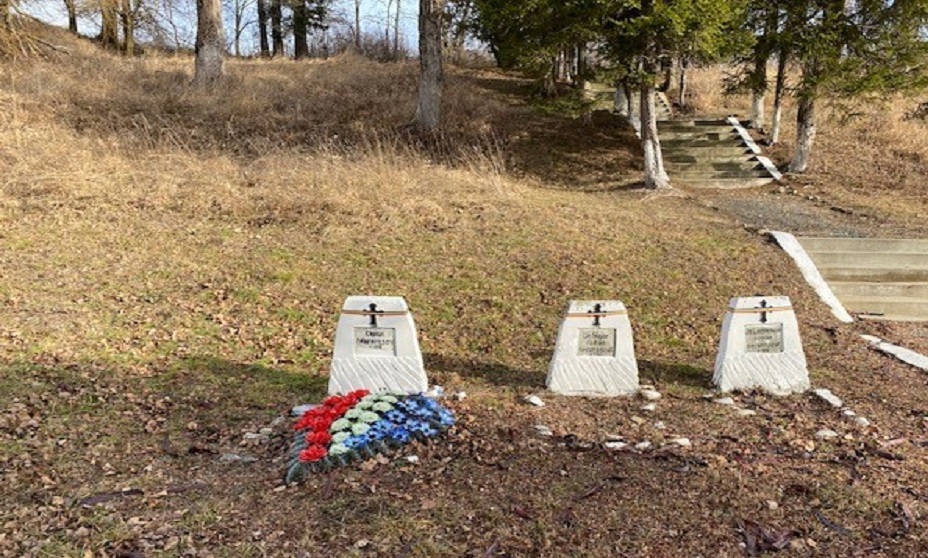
[861,335,928,371]
[769,231,855,323]
[726,116,783,181]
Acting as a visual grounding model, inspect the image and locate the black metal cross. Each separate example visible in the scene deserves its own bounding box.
[588,303,603,327]
[368,303,384,327]
[757,300,769,323]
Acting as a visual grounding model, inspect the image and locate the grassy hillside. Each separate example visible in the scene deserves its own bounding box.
[2,26,928,557]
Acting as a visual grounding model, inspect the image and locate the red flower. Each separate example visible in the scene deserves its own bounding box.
[305,430,332,446]
[298,445,328,462]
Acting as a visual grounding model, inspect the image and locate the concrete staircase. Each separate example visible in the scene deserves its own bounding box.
[798,237,928,321]
[658,119,779,189]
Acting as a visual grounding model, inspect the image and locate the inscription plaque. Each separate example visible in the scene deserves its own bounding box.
[354,327,396,356]
[578,328,616,357]
[745,323,784,353]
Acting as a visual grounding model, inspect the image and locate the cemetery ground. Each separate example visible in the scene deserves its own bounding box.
[4,25,928,557]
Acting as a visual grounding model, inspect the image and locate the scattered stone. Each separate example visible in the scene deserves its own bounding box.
[767,500,779,511]
[426,385,445,397]
[630,416,646,426]
[714,397,735,406]
[258,428,273,436]
[405,455,420,464]
[841,409,856,417]
[533,424,554,437]
[672,438,692,448]
[640,389,662,401]
[737,409,758,417]
[813,389,843,409]
[291,403,318,417]
[243,432,268,442]
[219,453,258,463]
[604,441,628,450]
[640,403,657,412]
[454,391,467,401]
[855,417,871,428]
[640,384,656,391]
[270,416,285,427]
[524,395,545,407]
[634,441,653,451]
[653,421,667,430]
[815,429,839,440]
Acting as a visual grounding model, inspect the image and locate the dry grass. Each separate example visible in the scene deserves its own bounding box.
[4,26,928,558]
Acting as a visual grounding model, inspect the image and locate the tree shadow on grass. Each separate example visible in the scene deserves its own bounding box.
[638,359,714,390]
[425,352,544,389]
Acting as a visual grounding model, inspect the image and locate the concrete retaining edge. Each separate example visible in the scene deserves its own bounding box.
[769,231,855,323]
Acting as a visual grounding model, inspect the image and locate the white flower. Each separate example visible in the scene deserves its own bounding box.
[351,422,370,436]
[359,411,380,423]
[332,431,351,443]
[329,443,349,455]
[372,402,394,412]
[330,418,351,432]
[344,408,362,420]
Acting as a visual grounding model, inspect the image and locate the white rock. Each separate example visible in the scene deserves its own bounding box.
[813,388,843,409]
[291,403,318,417]
[634,441,652,451]
[766,500,779,511]
[258,428,273,436]
[630,415,646,426]
[243,432,268,442]
[604,441,628,450]
[219,453,258,463]
[640,389,662,401]
[533,424,554,437]
[524,395,546,407]
[713,296,810,395]
[855,417,871,428]
[640,403,657,412]
[672,437,692,448]
[546,300,640,396]
[653,421,667,430]
[737,409,758,417]
[714,397,736,406]
[842,409,857,417]
[454,391,467,401]
[815,429,839,440]
[405,455,419,464]
[426,385,445,397]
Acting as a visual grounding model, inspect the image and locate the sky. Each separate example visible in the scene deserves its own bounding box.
[20,0,421,56]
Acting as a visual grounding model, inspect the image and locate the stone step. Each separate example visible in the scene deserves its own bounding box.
[676,177,776,189]
[658,126,738,136]
[670,170,774,179]
[815,268,928,283]
[830,281,928,299]
[664,161,765,172]
[662,147,756,157]
[658,119,730,127]
[809,252,928,269]
[661,133,743,143]
[662,138,747,148]
[664,154,758,163]
[837,297,928,321]
[799,237,928,254]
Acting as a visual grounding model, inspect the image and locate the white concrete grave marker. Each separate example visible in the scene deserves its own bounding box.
[546,301,639,396]
[328,296,428,395]
[713,296,809,395]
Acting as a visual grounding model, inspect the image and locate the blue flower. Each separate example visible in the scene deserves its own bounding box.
[388,426,411,444]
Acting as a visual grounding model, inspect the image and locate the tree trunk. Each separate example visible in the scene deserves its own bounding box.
[270,0,283,57]
[770,49,788,145]
[1,0,10,32]
[641,83,670,189]
[678,58,687,109]
[614,82,628,116]
[412,0,444,131]
[749,45,767,130]
[120,0,134,55]
[393,0,401,56]
[354,0,361,50]
[626,84,639,131]
[194,0,224,87]
[100,0,120,49]
[789,94,815,173]
[256,0,269,57]
[293,0,308,59]
[64,0,78,33]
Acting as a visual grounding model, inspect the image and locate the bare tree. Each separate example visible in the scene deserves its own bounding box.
[270,0,282,55]
[120,0,135,54]
[194,0,224,86]
[353,0,360,49]
[227,0,255,56]
[63,0,78,33]
[293,0,308,58]
[256,0,269,56]
[100,0,120,48]
[412,0,443,131]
